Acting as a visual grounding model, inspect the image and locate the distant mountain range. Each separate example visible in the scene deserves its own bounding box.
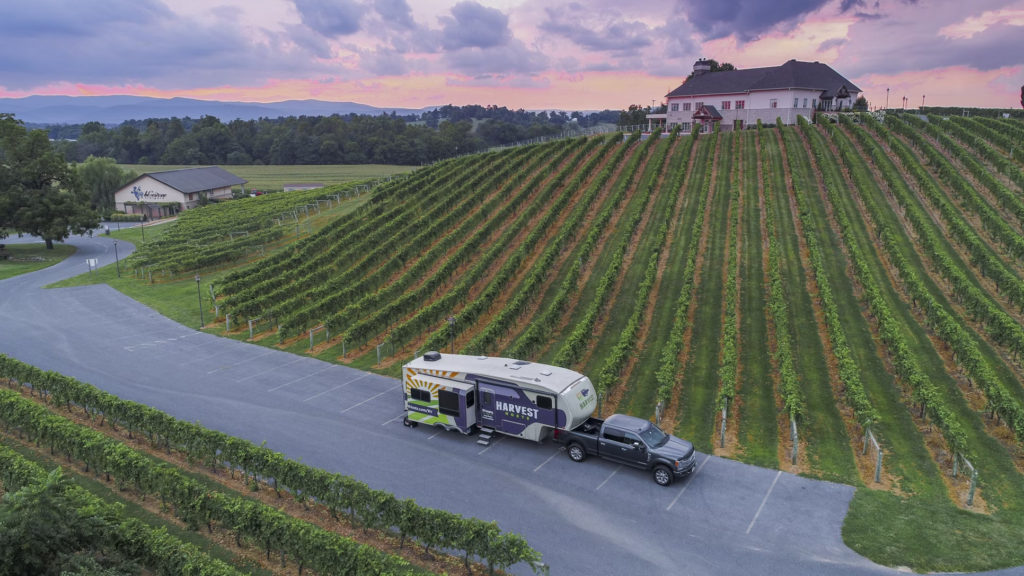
[0,95,441,125]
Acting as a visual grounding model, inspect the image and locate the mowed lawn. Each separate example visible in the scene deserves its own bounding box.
[118,164,415,191]
[0,242,77,281]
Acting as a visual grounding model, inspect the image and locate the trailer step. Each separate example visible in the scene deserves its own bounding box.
[480,427,495,434]
[478,434,491,440]
[476,439,490,446]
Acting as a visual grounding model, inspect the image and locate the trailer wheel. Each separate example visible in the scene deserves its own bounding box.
[653,466,673,486]
[568,444,587,462]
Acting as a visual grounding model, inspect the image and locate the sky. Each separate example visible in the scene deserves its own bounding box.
[1,0,1023,110]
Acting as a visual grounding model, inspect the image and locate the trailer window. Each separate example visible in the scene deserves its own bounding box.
[410,388,431,402]
[466,390,475,408]
[603,429,626,444]
[438,390,461,417]
[536,396,552,410]
[482,390,493,407]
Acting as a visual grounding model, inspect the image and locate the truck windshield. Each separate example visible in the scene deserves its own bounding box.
[640,425,669,447]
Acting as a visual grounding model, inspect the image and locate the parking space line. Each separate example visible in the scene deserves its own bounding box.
[428,429,444,440]
[207,350,277,374]
[596,465,622,491]
[180,346,236,365]
[746,470,782,535]
[533,450,560,472]
[340,385,399,413]
[478,435,504,454]
[666,454,712,511]
[234,357,304,382]
[272,366,338,393]
[381,413,406,426]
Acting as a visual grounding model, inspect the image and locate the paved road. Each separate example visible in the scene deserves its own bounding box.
[1,235,1021,576]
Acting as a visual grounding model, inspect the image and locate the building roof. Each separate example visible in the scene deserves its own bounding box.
[693,105,723,120]
[667,60,862,100]
[143,166,247,194]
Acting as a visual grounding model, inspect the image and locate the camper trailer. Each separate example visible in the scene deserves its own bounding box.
[402,352,597,443]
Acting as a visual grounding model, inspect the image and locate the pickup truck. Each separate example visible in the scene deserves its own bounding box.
[553,414,697,486]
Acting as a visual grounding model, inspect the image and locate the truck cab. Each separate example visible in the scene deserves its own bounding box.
[553,414,697,486]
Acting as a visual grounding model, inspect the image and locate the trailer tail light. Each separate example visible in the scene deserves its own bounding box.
[553,429,559,440]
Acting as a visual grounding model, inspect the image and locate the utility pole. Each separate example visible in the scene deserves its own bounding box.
[113,240,121,279]
[886,88,890,110]
[922,95,926,110]
[195,275,205,329]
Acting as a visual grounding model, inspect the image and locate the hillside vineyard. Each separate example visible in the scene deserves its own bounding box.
[214,115,1024,506]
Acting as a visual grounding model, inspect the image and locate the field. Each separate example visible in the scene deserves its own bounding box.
[60,114,1024,572]
[0,242,76,281]
[118,164,415,191]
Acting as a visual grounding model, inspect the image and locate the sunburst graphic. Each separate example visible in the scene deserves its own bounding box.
[405,378,442,398]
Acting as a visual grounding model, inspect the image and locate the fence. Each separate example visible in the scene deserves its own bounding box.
[309,325,329,351]
[862,424,884,483]
[953,453,979,506]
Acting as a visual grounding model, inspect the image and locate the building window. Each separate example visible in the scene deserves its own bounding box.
[682,122,692,132]
[803,98,808,108]
[793,97,799,108]
[770,99,778,109]
[721,101,731,110]
[695,102,703,109]
[812,99,817,110]
[682,103,691,111]
[735,100,745,109]
[670,103,679,112]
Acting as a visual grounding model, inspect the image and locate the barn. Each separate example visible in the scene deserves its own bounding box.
[112,166,247,219]
[647,59,862,132]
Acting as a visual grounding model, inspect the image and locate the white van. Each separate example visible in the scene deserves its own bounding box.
[402,352,597,442]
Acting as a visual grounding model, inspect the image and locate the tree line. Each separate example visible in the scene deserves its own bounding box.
[42,105,626,167]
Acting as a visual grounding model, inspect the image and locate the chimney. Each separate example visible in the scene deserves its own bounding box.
[693,58,711,77]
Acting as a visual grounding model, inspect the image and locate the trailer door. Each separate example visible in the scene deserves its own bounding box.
[479,387,496,428]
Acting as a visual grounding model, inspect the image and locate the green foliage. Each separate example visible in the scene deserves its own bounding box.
[0,445,242,576]
[654,131,717,404]
[789,119,879,426]
[0,356,543,573]
[825,114,970,456]
[0,114,100,247]
[551,131,667,371]
[716,126,742,412]
[109,213,145,222]
[77,156,137,215]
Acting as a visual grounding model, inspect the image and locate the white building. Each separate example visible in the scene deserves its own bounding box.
[648,59,862,132]
[113,166,247,219]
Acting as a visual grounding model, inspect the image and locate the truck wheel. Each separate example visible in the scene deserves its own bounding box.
[653,466,673,486]
[568,444,587,462]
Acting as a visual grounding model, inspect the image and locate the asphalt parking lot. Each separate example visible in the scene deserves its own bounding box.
[4,234,1022,575]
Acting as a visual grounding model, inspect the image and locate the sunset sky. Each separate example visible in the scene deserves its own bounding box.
[2,0,1023,110]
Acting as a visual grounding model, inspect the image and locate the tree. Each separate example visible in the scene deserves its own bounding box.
[0,470,136,576]
[0,114,100,247]
[855,96,868,110]
[77,156,136,216]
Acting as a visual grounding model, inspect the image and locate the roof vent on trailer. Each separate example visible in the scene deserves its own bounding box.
[513,360,530,365]
[540,370,552,376]
[423,351,442,362]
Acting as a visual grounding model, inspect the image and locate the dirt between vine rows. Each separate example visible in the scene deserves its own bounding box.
[601,137,687,416]
[884,133,1024,400]
[853,127,1024,481]
[305,154,559,357]
[481,142,627,355]
[791,127,896,490]
[572,140,664,373]
[440,147,608,361]
[769,130,811,476]
[661,134,722,432]
[840,124,1006,506]
[325,144,588,362]
[539,141,647,358]
[367,143,602,367]
[718,134,745,459]
[6,383,497,575]
[912,130,1024,239]
[893,131,1024,300]
[311,154,560,357]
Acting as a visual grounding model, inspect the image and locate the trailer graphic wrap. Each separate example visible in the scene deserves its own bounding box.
[404,376,457,427]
